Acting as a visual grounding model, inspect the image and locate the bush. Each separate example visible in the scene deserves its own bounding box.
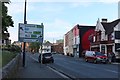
[2,45,21,53]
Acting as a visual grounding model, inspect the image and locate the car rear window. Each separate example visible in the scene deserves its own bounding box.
[43,53,52,57]
[95,52,105,56]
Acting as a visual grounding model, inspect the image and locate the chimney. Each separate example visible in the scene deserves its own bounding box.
[101,18,107,23]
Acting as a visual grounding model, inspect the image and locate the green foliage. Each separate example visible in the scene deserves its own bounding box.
[1,1,14,39]
[2,45,21,53]
[2,50,17,67]
[29,42,40,53]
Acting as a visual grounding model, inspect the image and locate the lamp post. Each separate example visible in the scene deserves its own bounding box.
[40,42,43,64]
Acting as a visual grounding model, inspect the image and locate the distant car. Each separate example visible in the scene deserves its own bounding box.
[38,53,54,64]
[85,51,108,64]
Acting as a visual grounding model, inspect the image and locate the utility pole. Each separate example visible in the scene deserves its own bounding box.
[23,0,27,67]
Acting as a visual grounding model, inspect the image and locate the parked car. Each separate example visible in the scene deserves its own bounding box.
[38,53,54,64]
[85,51,108,64]
[82,50,87,57]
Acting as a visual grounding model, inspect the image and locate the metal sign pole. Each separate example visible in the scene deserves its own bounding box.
[41,42,42,64]
[40,23,44,64]
[23,0,27,67]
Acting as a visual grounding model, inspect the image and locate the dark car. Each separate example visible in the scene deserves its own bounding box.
[85,51,108,64]
[38,53,54,64]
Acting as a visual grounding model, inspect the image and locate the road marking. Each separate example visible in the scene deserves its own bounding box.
[47,66,71,79]
[104,69,118,74]
[29,55,39,62]
[66,61,119,74]
[69,61,97,69]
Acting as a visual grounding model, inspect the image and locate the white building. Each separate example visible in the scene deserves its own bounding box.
[91,18,120,61]
[39,41,53,53]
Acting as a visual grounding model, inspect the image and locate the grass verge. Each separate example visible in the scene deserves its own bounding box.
[1,50,17,67]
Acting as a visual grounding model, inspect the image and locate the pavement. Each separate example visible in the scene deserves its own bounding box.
[14,52,69,79]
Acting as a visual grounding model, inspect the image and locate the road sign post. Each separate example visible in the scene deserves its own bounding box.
[19,0,44,67]
[23,0,27,67]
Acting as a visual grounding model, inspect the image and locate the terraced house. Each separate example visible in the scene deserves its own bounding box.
[90,18,120,61]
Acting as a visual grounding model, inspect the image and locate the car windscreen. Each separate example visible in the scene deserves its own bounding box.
[95,52,105,56]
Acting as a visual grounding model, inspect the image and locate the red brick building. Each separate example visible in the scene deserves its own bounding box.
[52,43,64,54]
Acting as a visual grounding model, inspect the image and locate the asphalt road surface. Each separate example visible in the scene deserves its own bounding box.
[47,54,119,79]
[16,53,119,80]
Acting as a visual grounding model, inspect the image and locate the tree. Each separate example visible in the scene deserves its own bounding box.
[29,42,40,53]
[1,1,14,39]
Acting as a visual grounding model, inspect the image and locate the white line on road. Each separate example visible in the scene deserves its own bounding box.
[67,60,119,74]
[47,66,71,79]
[104,69,118,74]
[29,55,39,62]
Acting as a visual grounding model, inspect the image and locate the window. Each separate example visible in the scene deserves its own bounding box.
[115,31,120,39]
[108,32,114,41]
[2,40,4,44]
[96,31,101,41]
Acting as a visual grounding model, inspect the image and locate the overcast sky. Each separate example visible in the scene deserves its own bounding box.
[7,0,119,43]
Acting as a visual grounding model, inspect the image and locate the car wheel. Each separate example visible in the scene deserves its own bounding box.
[85,59,88,62]
[38,58,41,63]
[103,62,106,64]
[94,60,97,64]
[104,61,108,64]
[51,60,54,63]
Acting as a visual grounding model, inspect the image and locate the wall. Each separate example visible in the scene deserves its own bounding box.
[80,26,95,57]
[2,53,22,78]
[73,25,80,57]
[52,43,63,53]
[68,30,74,56]
[64,30,73,56]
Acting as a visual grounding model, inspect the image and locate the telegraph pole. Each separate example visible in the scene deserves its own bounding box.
[23,0,27,67]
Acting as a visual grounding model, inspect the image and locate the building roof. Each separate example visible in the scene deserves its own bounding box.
[43,41,53,46]
[77,25,95,29]
[101,18,120,34]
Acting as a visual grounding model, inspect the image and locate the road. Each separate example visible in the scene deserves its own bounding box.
[17,53,119,80]
[48,54,119,79]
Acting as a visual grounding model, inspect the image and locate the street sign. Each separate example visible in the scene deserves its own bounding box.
[18,23,44,43]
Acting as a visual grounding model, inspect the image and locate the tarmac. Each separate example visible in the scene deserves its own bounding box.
[13,53,69,79]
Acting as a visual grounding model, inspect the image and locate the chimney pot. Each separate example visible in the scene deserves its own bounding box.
[102,18,107,23]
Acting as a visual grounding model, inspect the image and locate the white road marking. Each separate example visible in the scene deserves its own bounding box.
[47,66,70,79]
[29,55,39,62]
[66,61,119,74]
[104,69,118,74]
